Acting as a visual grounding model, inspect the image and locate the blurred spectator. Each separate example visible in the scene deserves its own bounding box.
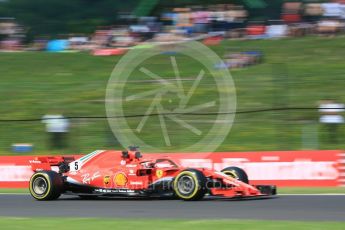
[174,7,193,35]
[321,2,343,18]
[192,7,209,33]
[30,37,48,51]
[0,18,25,51]
[317,18,344,35]
[6,1,345,52]
[341,3,345,20]
[42,113,70,149]
[304,3,324,22]
[0,38,21,50]
[246,21,266,39]
[68,36,89,50]
[216,48,263,70]
[266,20,288,38]
[281,2,302,24]
[319,99,344,143]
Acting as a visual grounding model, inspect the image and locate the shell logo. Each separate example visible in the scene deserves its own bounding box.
[114,173,128,186]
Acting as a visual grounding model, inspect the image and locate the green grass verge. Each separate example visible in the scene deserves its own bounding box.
[0,218,344,230]
[1,187,345,194]
[278,187,345,194]
[0,36,345,154]
[0,188,28,194]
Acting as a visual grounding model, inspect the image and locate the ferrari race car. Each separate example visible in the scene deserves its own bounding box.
[29,147,276,201]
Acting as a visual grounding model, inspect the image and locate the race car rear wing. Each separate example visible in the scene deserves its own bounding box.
[30,156,76,173]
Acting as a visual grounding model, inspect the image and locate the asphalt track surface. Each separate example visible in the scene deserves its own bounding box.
[0,194,345,221]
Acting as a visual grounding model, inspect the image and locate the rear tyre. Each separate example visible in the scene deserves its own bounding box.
[29,171,63,200]
[221,166,249,184]
[173,169,207,201]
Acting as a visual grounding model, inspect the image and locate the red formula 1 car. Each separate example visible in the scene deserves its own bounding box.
[29,147,276,201]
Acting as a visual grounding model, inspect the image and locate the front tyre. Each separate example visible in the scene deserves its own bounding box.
[173,169,207,201]
[221,166,249,184]
[29,171,63,200]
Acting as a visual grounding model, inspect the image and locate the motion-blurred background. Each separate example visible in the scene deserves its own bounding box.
[0,0,344,154]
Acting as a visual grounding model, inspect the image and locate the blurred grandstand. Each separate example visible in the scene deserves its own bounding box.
[1,0,345,51]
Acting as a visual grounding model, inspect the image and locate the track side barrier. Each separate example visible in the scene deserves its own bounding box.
[0,150,342,188]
